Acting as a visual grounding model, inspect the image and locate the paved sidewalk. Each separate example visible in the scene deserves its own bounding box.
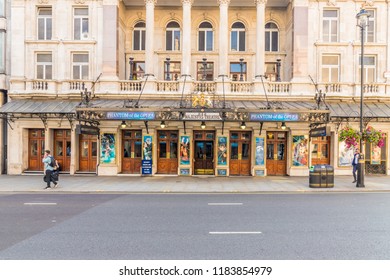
[0,174,389,193]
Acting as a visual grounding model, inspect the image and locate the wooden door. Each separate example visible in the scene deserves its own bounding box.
[157,130,178,174]
[28,129,45,171]
[193,130,214,175]
[53,129,71,172]
[311,136,330,165]
[79,134,97,172]
[229,131,251,176]
[122,130,142,174]
[266,131,287,176]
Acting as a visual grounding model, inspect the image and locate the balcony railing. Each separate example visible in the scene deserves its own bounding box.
[9,79,389,98]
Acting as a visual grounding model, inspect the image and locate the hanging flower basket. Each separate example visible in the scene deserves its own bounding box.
[338,126,385,148]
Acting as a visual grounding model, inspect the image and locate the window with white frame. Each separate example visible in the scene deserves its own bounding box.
[231,22,245,51]
[265,22,279,52]
[36,53,52,80]
[74,7,89,40]
[37,7,52,40]
[133,21,146,51]
[166,21,180,51]
[366,10,375,43]
[359,55,376,83]
[322,10,338,42]
[0,31,5,73]
[72,53,89,80]
[198,22,213,51]
[321,55,339,82]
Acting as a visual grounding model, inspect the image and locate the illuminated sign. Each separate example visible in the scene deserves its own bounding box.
[106,112,155,120]
[75,124,100,135]
[182,112,222,120]
[310,126,330,137]
[249,112,299,122]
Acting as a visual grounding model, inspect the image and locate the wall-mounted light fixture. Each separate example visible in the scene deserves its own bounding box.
[160,121,166,129]
[281,122,286,130]
[201,121,206,129]
[120,121,127,129]
[240,121,246,129]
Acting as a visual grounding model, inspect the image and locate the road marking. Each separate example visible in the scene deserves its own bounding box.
[208,203,243,206]
[209,231,262,235]
[24,202,57,206]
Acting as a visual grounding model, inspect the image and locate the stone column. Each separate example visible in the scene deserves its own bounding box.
[145,0,157,76]
[254,0,266,79]
[218,0,230,78]
[386,1,390,83]
[181,0,193,78]
[10,0,25,79]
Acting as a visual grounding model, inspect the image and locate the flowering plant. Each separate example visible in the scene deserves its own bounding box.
[338,126,385,148]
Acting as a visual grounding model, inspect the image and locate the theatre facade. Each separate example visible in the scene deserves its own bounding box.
[1,0,390,177]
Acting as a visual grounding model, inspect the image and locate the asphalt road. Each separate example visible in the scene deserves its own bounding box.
[0,193,389,260]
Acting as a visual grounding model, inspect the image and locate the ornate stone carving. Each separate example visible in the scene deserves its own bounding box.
[144,0,157,4]
[254,0,267,5]
[181,0,194,4]
[364,0,374,6]
[326,0,337,6]
[38,0,49,4]
[217,0,231,5]
[137,12,143,19]
[74,0,86,4]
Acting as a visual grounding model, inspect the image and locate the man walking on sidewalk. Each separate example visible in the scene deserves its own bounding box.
[352,148,360,183]
[42,150,58,189]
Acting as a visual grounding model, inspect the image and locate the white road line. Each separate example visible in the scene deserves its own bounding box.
[209,232,262,235]
[24,203,57,206]
[208,203,243,206]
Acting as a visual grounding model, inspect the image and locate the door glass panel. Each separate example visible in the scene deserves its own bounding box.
[267,143,274,159]
[124,131,131,137]
[42,130,45,137]
[277,143,285,160]
[277,133,285,139]
[91,142,97,157]
[159,132,167,139]
[135,141,142,158]
[41,141,45,156]
[267,132,274,140]
[56,130,63,137]
[206,142,213,159]
[124,140,131,158]
[66,141,71,156]
[195,133,203,139]
[159,142,167,158]
[206,133,214,140]
[231,133,239,140]
[242,143,250,159]
[242,133,250,140]
[196,142,204,159]
[82,141,88,157]
[170,133,178,139]
[321,144,328,158]
[56,141,63,156]
[31,130,38,137]
[135,131,142,138]
[170,142,178,158]
[231,142,238,159]
[312,144,319,159]
[66,130,71,137]
[30,140,38,156]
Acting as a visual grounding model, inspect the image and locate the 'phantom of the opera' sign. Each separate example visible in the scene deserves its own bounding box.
[76,124,100,135]
[182,112,222,120]
[249,112,299,122]
[106,111,155,120]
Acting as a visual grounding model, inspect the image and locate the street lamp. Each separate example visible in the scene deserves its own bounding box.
[202,57,207,81]
[356,8,370,188]
[166,57,171,81]
[276,59,281,82]
[129,57,134,80]
[239,58,244,81]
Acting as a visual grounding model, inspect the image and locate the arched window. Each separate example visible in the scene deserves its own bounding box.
[198,22,213,51]
[133,21,146,51]
[231,22,245,51]
[166,21,181,51]
[265,22,279,52]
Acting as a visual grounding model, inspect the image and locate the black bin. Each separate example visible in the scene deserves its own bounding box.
[309,165,334,188]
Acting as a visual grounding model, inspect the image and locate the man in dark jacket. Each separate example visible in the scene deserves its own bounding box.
[42,150,58,189]
[352,149,360,183]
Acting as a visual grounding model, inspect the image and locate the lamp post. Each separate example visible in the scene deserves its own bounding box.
[202,57,207,81]
[276,59,281,82]
[129,57,134,80]
[239,58,244,81]
[356,8,370,188]
[166,57,171,81]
